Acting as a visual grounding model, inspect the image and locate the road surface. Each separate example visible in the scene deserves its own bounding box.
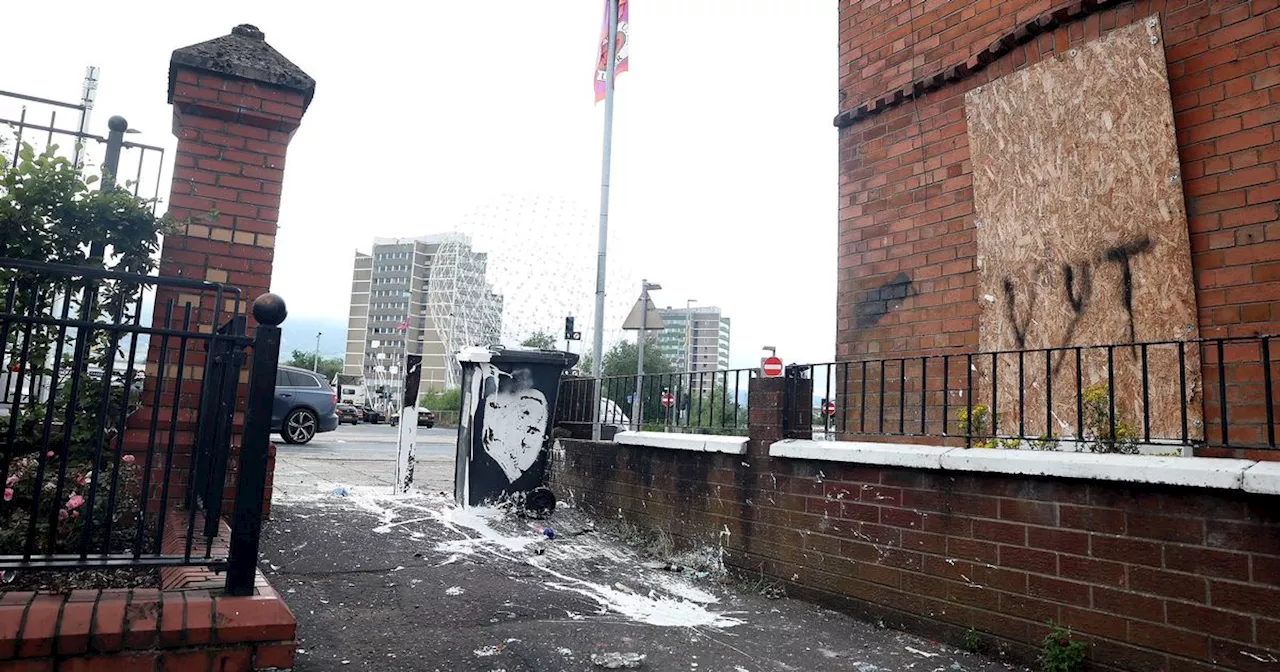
[273,423,458,498]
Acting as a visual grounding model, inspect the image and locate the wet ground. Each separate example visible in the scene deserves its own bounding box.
[265,425,1031,672]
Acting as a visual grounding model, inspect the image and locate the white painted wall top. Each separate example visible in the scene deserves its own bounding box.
[767,439,1271,493]
[1242,461,1280,495]
[772,439,949,470]
[615,431,748,455]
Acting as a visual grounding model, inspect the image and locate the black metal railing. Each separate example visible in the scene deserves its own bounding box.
[0,258,282,593]
[1,88,166,210]
[784,336,1278,452]
[556,368,757,436]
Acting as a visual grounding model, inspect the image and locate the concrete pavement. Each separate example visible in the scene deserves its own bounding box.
[265,425,1030,671]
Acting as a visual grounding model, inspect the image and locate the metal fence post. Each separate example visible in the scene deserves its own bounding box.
[225,293,286,596]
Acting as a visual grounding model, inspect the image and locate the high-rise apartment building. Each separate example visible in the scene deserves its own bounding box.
[655,306,731,374]
[344,235,501,407]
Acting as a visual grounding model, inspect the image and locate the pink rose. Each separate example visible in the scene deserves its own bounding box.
[58,509,69,521]
[5,476,16,487]
[46,451,54,458]
[3,489,11,502]
[66,494,84,510]
[122,455,136,464]
[71,510,79,519]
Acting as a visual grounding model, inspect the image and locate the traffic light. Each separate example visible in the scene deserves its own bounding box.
[565,316,575,341]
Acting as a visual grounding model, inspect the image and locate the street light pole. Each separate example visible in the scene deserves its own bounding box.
[633,280,660,430]
[313,332,322,373]
[685,299,697,373]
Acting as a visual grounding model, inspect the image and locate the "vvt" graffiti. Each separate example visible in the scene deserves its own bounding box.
[1001,235,1153,374]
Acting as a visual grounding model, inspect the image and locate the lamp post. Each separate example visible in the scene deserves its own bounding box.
[633,280,661,430]
[313,332,322,373]
[685,299,698,374]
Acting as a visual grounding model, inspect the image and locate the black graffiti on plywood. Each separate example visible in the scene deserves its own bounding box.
[1105,237,1153,347]
[1000,235,1154,373]
[856,272,916,328]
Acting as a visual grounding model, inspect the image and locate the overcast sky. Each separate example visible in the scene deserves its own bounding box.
[4,1,837,370]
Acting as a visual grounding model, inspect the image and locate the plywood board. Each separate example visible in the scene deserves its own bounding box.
[966,16,1202,442]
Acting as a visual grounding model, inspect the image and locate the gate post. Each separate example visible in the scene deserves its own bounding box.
[226,293,285,596]
[127,24,315,519]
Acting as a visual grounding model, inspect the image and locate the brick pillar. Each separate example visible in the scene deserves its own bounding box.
[746,377,790,461]
[126,24,314,521]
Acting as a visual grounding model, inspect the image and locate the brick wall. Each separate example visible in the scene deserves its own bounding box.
[549,378,1280,672]
[124,26,312,520]
[836,0,1279,457]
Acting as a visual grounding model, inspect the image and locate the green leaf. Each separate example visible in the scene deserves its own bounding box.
[84,175,98,185]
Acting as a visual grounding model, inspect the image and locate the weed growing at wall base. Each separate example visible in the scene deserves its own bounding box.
[1038,623,1086,672]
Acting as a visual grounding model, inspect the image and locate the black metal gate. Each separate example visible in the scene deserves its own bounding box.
[0,258,282,595]
[193,315,247,538]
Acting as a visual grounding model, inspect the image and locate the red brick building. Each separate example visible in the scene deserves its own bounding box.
[835,0,1279,456]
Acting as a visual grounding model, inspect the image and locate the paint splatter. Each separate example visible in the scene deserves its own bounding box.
[482,389,550,482]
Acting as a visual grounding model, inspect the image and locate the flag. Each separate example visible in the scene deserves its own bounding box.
[594,0,630,102]
[395,316,410,331]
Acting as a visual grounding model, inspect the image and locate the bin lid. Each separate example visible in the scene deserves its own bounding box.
[457,345,580,368]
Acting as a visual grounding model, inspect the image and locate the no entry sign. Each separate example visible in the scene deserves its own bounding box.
[823,400,837,417]
[762,356,783,377]
[661,392,675,408]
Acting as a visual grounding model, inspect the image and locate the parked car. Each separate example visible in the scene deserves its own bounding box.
[272,365,340,444]
[389,406,435,429]
[360,406,386,424]
[336,403,363,425]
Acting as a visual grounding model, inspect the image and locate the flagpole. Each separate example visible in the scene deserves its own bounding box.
[591,0,619,440]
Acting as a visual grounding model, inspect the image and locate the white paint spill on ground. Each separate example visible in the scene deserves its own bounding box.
[535,566,745,628]
[429,506,543,554]
[276,483,745,630]
[654,576,719,604]
[423,502,744,628]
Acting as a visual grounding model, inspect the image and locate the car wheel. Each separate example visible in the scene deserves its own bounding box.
[425,422,434,429]
[283,408,318,444]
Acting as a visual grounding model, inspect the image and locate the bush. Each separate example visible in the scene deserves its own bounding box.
[420,388,461,413]
[1081,384,1140,454]
[957,405,999,448]
[1,138,169,557]
[0,451,142,555]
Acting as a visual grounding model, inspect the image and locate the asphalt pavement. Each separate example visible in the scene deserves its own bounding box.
[264,424,1030,672]
[273,423,459,497]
